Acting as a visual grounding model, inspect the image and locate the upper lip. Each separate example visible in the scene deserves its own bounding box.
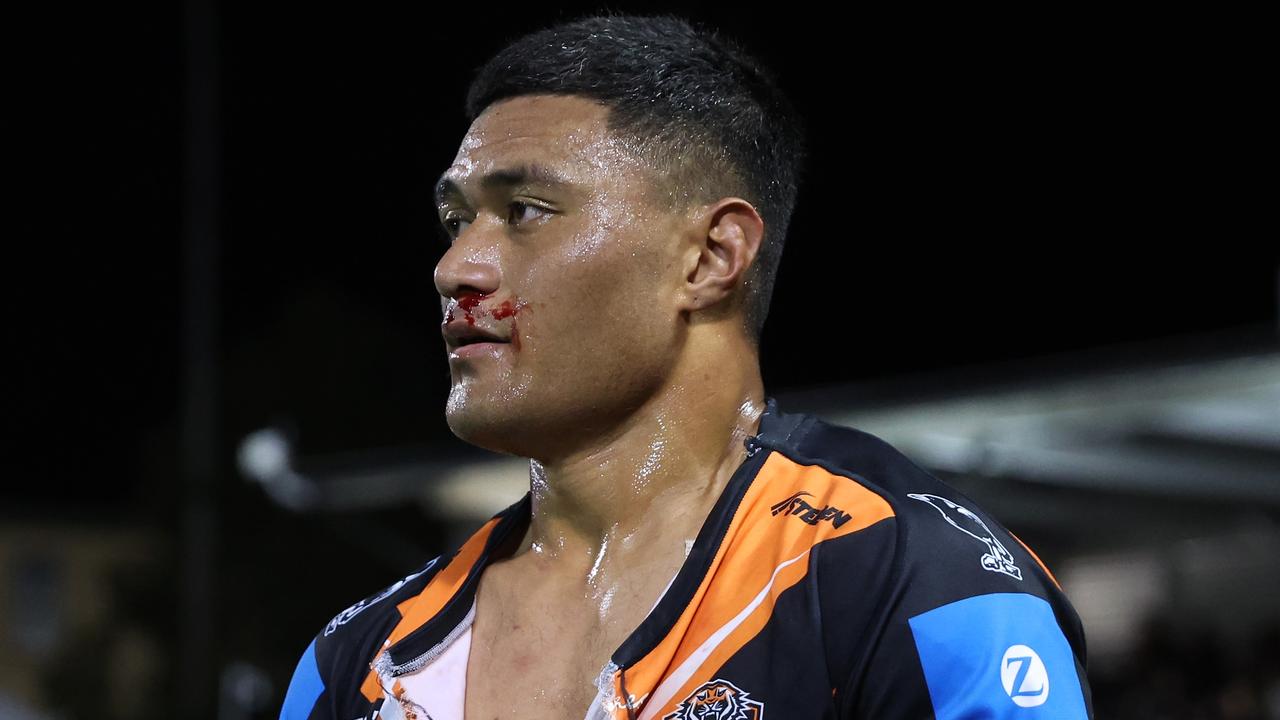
[441,321,509,349]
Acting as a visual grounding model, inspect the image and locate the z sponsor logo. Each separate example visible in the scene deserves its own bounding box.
[1001,644,1050,707]
[770,491,852,529]
[663,678,764,720]
[907,493,1023,580]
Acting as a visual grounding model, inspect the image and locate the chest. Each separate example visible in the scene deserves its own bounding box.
[462,579,658,720]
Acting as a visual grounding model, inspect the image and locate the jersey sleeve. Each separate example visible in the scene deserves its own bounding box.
[276,554,447,720]
[840,491,1094,719]
[279,633,332,720]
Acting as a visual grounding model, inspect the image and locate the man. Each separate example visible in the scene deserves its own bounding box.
[280,13,1093,720]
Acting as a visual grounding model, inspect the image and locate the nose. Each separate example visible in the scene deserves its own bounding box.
[433,225,501,310]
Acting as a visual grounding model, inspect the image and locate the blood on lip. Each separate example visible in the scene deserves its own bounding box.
[450,292,523,326]
[445,292,528,351]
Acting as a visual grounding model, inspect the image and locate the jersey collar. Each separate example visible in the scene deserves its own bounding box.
[378,394,808,675]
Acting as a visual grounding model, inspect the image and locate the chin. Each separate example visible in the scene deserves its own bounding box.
[444,390,530,456]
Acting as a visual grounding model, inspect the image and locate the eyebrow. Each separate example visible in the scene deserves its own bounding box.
[434,163,577,208]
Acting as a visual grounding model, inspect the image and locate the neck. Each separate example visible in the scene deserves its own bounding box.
[512,346,766,581]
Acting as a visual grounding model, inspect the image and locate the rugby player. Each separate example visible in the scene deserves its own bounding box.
[281,13,1093,719]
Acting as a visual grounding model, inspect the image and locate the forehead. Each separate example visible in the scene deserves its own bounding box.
[441,94,657,194]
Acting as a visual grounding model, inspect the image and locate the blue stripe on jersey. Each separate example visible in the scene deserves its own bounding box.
[280,639,325,720]
[908,592,1087,719]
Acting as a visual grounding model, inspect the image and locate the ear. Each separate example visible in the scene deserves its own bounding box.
[679,198,765,313]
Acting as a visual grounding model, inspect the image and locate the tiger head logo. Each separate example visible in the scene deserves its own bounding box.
[662,678,764,720]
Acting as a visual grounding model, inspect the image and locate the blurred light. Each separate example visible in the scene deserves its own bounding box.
[236,427,291,482]
[237,427,318,512]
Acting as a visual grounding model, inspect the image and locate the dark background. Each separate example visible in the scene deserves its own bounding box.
[5,3,1275,719]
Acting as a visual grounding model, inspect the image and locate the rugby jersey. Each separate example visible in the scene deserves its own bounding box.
[280,395,1094,719]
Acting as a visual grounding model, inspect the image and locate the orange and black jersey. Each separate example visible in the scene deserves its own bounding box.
[280,396,1093,719]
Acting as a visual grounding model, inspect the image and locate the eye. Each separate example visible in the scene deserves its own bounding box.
[439,201,549,242]
[508,200,550,226]
[441,215,470,239]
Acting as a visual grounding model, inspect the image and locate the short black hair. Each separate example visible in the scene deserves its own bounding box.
[464,12,807,347]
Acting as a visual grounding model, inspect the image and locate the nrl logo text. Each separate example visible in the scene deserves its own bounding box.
[324,557,439,636]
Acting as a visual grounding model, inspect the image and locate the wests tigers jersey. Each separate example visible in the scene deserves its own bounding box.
[280,396,1094,719]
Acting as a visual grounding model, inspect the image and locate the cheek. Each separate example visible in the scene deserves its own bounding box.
[508,256,671,369]
[563,251,669,327]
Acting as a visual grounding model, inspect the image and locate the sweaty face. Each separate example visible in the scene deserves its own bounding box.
[433,94,687,459]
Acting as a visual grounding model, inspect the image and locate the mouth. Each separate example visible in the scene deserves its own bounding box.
[448,340,510,360]
[442,319,510,348]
